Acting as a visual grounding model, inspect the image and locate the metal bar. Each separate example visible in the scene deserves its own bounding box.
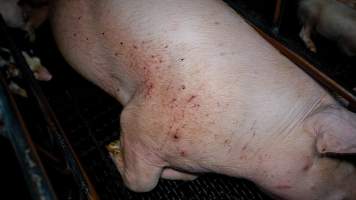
[0,73,57,200]
[36,145,64,164]
[37,146,72,175]
[250,23,356,109]
[0,15,100,200]
[273,0,283,26]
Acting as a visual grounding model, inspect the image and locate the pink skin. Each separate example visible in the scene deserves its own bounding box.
[50,0,356,199]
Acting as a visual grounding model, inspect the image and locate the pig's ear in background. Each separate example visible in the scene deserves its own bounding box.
[304,105,356,155]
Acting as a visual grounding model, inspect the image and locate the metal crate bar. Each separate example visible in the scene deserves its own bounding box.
[0,72,57,200]
[0,14,100,200]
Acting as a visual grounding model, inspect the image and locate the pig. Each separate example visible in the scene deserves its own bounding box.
[298,0,356,56]
[0,0,48,41]
[337,0,356,9]
[50,0,356,199]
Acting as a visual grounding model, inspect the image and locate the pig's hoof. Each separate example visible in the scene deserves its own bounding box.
[310,47,317,53]
[307,43,317,53]
[106,139,121,155]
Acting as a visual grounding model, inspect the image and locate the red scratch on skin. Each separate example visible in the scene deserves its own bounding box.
[242,144,248,151]
[174,127,180,135]
[144,82,154,98]
[276,185,292,190]
[170,98,177,104]
[192,103,200,108]
[303,164,311,171]
[302,156,312,171]
[180,151,186,157]
[239,155,247,160]
[187,95,197,103]
[166,81,172,91]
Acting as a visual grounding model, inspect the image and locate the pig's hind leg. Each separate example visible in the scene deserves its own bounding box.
[298,1,319,53]
[300,24,317,53]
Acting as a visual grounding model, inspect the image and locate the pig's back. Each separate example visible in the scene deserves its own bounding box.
[50,0,334,140]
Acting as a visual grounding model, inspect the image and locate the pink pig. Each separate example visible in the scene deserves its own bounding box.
[50,0,356,199]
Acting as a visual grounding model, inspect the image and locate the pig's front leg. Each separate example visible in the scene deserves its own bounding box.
[107,140,197,189]
[161,168,198,181]
[300,25,317,53]
[107,137,163,192]
[107,98,197,192]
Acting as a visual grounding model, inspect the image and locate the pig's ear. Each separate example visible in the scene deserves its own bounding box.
[304,105,356,155]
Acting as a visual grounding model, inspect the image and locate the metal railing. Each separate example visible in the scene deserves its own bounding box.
[0,15,100,200]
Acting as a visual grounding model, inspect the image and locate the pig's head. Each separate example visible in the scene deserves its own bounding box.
[304,104,356,155]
